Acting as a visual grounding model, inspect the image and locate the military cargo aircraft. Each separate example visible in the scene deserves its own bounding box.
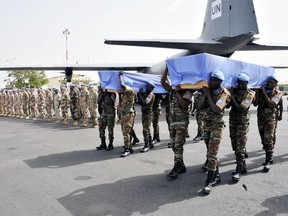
[1,0,288,81]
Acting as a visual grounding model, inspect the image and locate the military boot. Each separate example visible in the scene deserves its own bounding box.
[121,148,130,157]
[140,142,150,153]
[263,152,273,172]
[106,139,114,151]
[232,164,242,182]
[148,135,154,149]
[166,161,186,178]
[212,167,221,186]
[201,159,208,172]
[96,138,107,150]
[202,170,215,194]
[131,130,140,145]
[152,133,157,145]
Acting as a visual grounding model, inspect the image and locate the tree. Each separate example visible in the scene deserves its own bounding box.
[7,70,49,88]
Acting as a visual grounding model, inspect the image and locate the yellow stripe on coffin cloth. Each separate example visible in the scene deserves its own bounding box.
[178,80,208,89]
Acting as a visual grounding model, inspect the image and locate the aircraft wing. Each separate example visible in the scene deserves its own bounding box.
[0,63,151,72]
[240,42,288,51]
[104,38,221,50]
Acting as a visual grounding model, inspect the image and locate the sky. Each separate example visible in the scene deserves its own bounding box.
[0,0,288,88]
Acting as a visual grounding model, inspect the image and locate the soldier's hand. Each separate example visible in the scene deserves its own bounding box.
[203,86,209,95]
[228,87,234,94]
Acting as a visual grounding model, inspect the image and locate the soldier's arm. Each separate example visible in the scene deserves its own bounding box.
[261,87,277,108]
[175,87,191,109]
[161,67,171,91]
[203,86,221,114]
[278,98,283,121]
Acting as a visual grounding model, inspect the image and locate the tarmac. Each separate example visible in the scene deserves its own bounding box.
[0,97,288,216]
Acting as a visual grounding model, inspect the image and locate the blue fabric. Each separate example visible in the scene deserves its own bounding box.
[166,53,275,88]
[98,71,167,93]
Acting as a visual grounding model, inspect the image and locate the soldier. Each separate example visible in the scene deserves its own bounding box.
[199,70,231,194]
[18,89,24,119]
[152,94,162,144]
[0,89,3,116]
[96,88,116,151]
[53,88,62,123]
[79,84,89,127]
[119,72,136,157]
[29,88,38,120]
[10,90,15,117]
[192,90,205,143]
[60,86,70,124]
[227,73,256,181]
[161,67,192,178]
[22,88,30,119]
[254,75,283,172]
[137,82,156,152]
[88,84,99,128]
[69,84,80,126]
[45,89,54,121]
[37,88,46,120]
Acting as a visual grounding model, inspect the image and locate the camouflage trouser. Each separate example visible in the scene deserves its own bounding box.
[258,114,277,153]
[204,120,225,171]
[89,108,99,125]
[229,113,249,164]
[61,106,69,121]
[152,110,161,135]
[23,103,29,116]
[37,105,45,119]
[121,112,135,148]
[195,110,204,135]
[99,113,115,141]
[80,106,89,124]
[70,104,79,121]
[142,112,153,143]
[170,121,188,163]
[30,106,37,118]
[0,104,3,115]
[46,105,53,119]
[18,105,24,117]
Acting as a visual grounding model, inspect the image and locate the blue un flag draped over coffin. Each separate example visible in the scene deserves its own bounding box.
[165,53,275,88]
[98,71,167,93]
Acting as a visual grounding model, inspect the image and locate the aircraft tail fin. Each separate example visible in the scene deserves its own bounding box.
[200,0,259,40]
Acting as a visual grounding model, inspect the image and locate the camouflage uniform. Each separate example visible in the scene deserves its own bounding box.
[69,87,80,124]
[18,90,24,118]
[37,90,46,119]
[45,90,54,121]
[257,89,282,154]
[138,91,155,145]
[53,89,62,122]
[202,87,231,171]
[120,87,136,149]
[169,89,192,164]
[98,91,116,147]
[29,89,37,119]
[60,87,70,124]
[0,91,3,116]
[229,89,255,168]
[152,94,162,143]
[193,91,204,139]
[88,87,99,127]
[10,91,15,117]
[79,87,89,126]
[22,89,30,118]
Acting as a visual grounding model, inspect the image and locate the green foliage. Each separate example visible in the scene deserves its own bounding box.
[7,70,49,88]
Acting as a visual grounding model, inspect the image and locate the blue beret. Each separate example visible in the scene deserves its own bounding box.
[211,70,225,81]
[268,75,278,83]
[237,73,249,82]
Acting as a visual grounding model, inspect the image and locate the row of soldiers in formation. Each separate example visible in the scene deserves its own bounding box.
[0,84,99,127]
[0,68,283,195]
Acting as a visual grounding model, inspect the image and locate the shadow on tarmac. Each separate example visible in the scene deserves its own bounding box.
[255,195,288,216]
[57,166,206,216]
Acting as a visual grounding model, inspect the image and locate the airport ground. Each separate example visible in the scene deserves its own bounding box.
[0,97,288,216]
